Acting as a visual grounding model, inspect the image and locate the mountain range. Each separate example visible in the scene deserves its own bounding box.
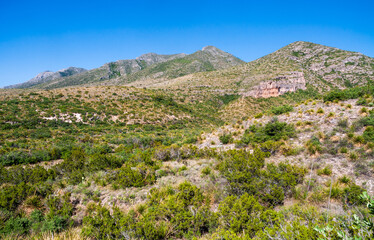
[5,41,374,97]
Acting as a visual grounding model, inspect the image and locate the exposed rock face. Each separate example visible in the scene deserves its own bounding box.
[244,72,306,98]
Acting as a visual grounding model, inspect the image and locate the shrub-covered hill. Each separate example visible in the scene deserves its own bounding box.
[133,41,374,94]
[0,86,244,168]
[1,86,374,239]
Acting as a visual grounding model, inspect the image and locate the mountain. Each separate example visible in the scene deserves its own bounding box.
[4,67,87,89]
[11,46,244,89]
[136,41,373,97]
[6,42,373,94]
[119,46,245,85]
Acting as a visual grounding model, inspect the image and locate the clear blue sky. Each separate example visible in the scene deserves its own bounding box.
[0,0,373,87]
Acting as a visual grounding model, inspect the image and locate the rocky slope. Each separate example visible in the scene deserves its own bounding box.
[143,41,373,96]
[4,67,87,89]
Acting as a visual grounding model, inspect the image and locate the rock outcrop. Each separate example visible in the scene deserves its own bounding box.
[244,72,306,98]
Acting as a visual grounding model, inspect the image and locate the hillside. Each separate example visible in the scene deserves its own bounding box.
[131,41,374,97]
[1,83,374,239]
[1,42,374,239]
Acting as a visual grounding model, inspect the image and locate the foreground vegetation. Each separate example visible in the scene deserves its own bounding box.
[1,84,374,239]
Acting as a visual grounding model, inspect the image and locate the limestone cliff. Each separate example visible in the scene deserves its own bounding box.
[244,72,306,98]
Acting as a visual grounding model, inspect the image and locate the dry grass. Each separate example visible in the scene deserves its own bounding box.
[1,228,87,240]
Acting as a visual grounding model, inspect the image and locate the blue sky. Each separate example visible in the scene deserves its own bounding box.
[0,0,373,87]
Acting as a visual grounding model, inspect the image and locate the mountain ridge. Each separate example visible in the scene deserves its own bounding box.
[4,42,373,94]
[7,46,244,90]
[4,67,87,89]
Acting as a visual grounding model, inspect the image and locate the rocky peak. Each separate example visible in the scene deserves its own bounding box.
[29,71,54,83]
[4,67,87,89]
[201,46,228,57]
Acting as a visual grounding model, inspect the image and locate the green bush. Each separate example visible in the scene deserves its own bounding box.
[218,193,264,235]
[83,182,218,239]
[109,164,156,188]
[219,149,306,206]
[306,136,323,154]
[323,85,374,102]
[363,126,374,142]
[270,105,293,115]
[219,133,233,144]
[241,118,295,145]
[342,184,366,206]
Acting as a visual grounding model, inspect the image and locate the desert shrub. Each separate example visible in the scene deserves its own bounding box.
[201,166,212,176]
[218,193,264,236]
[241,118,295,145]
[315,191,374,239]
[306,136,323,154]
[323,85,374,102]
[363,126,374,142]
[83,182,218,239]
[219,149,306,206]
[360,107,368,114]
[317,166,332,176]
[219,133,233,144]
[353,135,365,144]
[270,105,293,115]
[211,229,251,240]
[342,184,366,207]
[218,94,240,105]
[338,118,349,128]
[1,216,31,236]
[259,140,284,155]
[30,128,52,139]
[338,175,351,184]
[281,145,302,156]
[88,144,112,155]
[0,194,74,237]
[0,182,37,211]
[349,152,358,161]
[109,164,156,189]
[153,145,190,161]
[340,147,348,153]
[82,204,133,239]
[0,150,53,166]
[87,154,123,171]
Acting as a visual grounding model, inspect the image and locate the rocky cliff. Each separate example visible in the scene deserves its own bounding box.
[243,72,306,98]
